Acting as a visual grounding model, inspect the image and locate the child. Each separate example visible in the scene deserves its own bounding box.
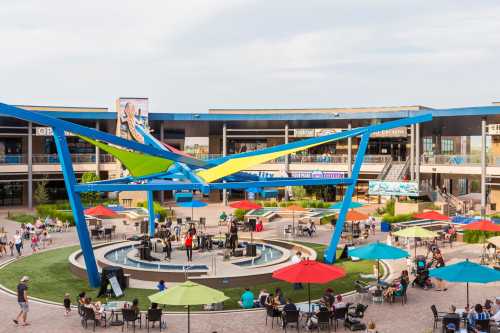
[64,293,71,316]
[8,240,14,256]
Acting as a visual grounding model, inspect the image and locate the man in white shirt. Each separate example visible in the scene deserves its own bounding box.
[492,297,500,323]
[292,251,303,289]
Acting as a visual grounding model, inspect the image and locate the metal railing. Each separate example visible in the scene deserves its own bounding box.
[31,154,115,164]
[377,158,392,180]
[0,154,27,164]
[421,154,500,167]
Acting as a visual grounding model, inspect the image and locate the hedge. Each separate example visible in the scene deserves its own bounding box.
[381,213,414,224]
[137,201,173,221]
[320,214,337,225]
[463,230,500,243]
[35,204,75,225]
[7,213,37,224]
[257,200,330,209]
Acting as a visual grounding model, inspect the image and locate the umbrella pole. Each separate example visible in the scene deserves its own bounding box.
[377,259,380,285]
[308,283,311,314]
[188,305,190,333]
[414,238,417,258]
[466,282,469,309]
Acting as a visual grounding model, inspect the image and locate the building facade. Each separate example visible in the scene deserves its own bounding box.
[1,102,499,213]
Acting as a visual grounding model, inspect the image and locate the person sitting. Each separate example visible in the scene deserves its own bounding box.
[467,304,490,330]
[239,288,255,309]
[258,289,269,307]
[492,297,500,324]
[282,298,298,328]
[275,288,286,305]
[78,292,86,305]
[219,211,227,223]
[308,305,330,328]
[131,298,141,317]
[157,280,166,292]
[484,299,494,315]
[333,294,346,310]
[320,288,335,308]
[443,305,461,328]
[265,293,282,317]
[304,221,316,237]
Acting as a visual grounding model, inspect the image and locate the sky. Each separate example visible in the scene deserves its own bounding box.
[1,0,500,113]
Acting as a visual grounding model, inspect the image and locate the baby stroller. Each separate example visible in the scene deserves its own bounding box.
[344,303,368,331]
[411,255,432,289]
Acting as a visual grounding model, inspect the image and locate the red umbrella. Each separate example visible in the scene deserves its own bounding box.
[229,200,262,210]
[461,220,500,232]
[414,211,450,221]
[84,205,119,218]
[273,259,346,312]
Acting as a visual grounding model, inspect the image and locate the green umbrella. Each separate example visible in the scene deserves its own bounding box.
[148,281,229,333]
[393,226,438,257]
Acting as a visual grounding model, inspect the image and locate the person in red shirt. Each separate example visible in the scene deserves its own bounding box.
[184,232,193,262]
[255,219,263,232]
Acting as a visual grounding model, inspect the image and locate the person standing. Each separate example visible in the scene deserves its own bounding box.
[13,230,23,257]
[13,276,29,326]
[229,222,238,254]
[185,232,193,262]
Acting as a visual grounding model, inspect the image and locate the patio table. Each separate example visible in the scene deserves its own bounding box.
[103,301,131,326]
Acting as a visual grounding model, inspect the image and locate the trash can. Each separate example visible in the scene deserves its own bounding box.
[380,222,391,232]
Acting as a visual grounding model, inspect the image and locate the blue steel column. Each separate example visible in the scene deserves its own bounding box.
[147,190,155,237]
[52,128,100,287]
[324,133,371,263]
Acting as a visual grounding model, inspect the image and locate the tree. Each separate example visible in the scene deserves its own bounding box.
[34,179,49,204]
[80,172,100,203]
[291,186,307,200]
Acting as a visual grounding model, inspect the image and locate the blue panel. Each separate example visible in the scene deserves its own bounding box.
[324,133,371,264]
[147,191,155,237]
[52,128,101,287]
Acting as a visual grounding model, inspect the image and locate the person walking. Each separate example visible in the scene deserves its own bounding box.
[185,232,193,262]
[13,230,23,257]
[13,276,30,326]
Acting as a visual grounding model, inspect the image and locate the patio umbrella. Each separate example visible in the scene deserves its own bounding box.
[462,220,500,263]
[272,259,346,313]
[148,281,229,333]
[344,210,369,221]
[229,200,262,210]
[348,242,409,284]
[84,205,119,218]
[176,200,208,221]
[414,211,450,221]
[329,201,365,210]
[286,204,307,235]
[393,226,438,257]
[429,259,500,308]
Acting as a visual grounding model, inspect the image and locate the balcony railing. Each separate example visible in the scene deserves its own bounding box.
[0,154,27,164]
[30,154,116,164]
[421,154,500,167]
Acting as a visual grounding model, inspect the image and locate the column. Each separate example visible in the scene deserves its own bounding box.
[416,123,421,189]
[347,122,352,177]
[481,118,487,216]
[222,123,227,206]
[28,122,33,210]
[410,124,415,180]
[159,122,165,204]
[284,123,289,201]
[148,191,155,237]
[95,121,100,176]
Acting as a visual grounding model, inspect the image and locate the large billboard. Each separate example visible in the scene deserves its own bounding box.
[116,98,149,144]
[368,180,419,197]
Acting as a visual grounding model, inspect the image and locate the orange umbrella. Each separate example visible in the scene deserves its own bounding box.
[344,210,369,221]
[286,204,307,234]
[414,211,450,221]
[84,205,119,218]
[461,220,500,232]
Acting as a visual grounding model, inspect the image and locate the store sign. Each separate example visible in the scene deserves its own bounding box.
[293,128,342,137]
[487,124,500,135]
[371,127,408,138]
[35,127,73,136]
[116,97,149,144]
[290,171,344,179]
[368,180,419,196]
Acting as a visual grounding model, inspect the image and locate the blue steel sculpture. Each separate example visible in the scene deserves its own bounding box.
[0,102,431,287]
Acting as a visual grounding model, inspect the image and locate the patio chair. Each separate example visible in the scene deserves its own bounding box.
[475,319,490,333]
[391,285,407,305]
[430,305,446,329]
[104,228,112,241]
[441,316,460,333]
[354,281,370,302]
[282,310,300,333]
[90,228,101,240]
[81,307,102,331]
[198,217,206,230]
[265,305,281,328]
[146,308,163,332]
[317,310,332,332]
[122,308,141,332]
[185,216,192,224]
[176,218,183,225]
[331,306,348,330]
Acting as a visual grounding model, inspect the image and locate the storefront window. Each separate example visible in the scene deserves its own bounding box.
[423,137,433,153]
[441,138,454,154]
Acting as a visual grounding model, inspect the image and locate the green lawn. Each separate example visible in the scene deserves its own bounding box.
[0,242,376,311]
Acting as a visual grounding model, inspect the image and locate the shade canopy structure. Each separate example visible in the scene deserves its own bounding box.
[84,205,119,218]
[461,220,500,232]
[245,187,261,194]
[343,210,369,221]
[229,200,262,210]
[176,200,208,221]
[413,211,450,221]
[429,259,500,307]
[393,226,439,257]
[272,259,346,312]
[487,235,500,247]
[329,201,365,209]
[148,281,229,333]
[349,242,409,284]
[286,204,308,234]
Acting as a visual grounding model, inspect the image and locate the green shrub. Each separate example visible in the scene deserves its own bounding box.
[35,204,75,225]
[137,201,172,221]
[7,212,37,224]
[463,230,500,243]
[381,213,414,224]
[385,199,395,216]
[234,208,247,221]
[320,214,337,225]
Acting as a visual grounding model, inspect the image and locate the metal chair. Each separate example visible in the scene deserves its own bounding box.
[317,310,331,332]
[441,316,461,333]
[265,305,281,328]
[430,305,446,329]
[146,308,163,332]
[121,308,141,332]
[283,310,300,333]
[331,306,348,330]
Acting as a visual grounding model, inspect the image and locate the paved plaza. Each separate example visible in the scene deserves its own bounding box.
[0,205,498,333]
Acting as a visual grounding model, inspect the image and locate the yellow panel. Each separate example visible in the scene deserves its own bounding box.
[197,139,335,182]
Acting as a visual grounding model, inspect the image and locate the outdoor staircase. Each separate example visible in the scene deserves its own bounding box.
[382,160,409,181]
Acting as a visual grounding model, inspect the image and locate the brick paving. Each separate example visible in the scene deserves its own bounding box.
[0,208,499,333]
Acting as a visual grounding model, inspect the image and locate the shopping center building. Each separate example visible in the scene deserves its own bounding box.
[1,100,500,214]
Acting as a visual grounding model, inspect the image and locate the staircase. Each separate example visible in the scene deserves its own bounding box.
[382,159,409,181]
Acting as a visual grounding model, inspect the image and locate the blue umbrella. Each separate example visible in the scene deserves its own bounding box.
[177,200,208,220]
[246,187,261,194]
[429,259,500,307]
[329,201,365,209]
[349,242,409,283]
